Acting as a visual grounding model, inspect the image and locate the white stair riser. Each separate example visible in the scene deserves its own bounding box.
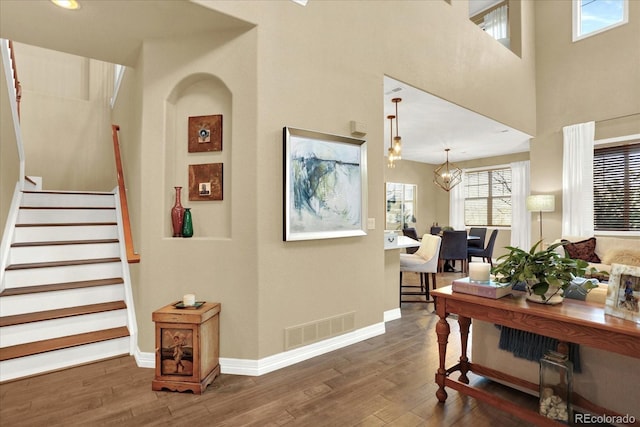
[10,242,121,264]
[17,208,116,224]
[4,262,122,288]
[21,192,115,208]
[0,284,125,316]
[0,309,128,347]
[0,337,130,382]
[13,224,119,243]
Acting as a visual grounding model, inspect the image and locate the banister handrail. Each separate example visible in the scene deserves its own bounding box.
[1,38,25,190]
[112,124,140,264]
[7,40,21,120]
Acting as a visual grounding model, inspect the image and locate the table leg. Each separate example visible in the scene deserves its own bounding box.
[458,315,471,384]
[435,302,450,402]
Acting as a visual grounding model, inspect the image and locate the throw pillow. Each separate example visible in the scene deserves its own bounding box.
[562,237,601,263]
[602,249,640,267]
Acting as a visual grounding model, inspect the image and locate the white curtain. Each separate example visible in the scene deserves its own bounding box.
[484,4,508,41]
[510,160,531,250]
[562,121,595,237]
[449,171,466,230]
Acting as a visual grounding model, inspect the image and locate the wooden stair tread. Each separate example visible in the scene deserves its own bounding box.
[0,326,130,361]
[15,222,117,227]
[11,239,119,248]
[0,278,124,296]
[6,257,121,270]
[0,301,127,327]
[22,190,113,196]
[20,206,115,210]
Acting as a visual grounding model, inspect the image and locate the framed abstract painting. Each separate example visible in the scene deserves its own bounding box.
[283,127,367,241]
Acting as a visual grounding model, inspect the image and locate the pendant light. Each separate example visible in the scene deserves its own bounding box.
[392,98,402,159]
[387,115,396,168]
[434,148,462,191]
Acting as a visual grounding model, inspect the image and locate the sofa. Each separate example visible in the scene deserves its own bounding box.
[556,235,640,270]
[471,235,640,419]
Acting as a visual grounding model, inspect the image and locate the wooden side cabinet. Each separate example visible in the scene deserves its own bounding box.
[152,301,221,394]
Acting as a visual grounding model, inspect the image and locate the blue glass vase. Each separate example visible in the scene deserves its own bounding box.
[182,208,193,238]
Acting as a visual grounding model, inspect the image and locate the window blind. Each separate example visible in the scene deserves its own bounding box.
[593,143,640,231]
[464,168,512,226]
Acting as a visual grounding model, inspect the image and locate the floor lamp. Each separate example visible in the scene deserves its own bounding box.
[526,195,555,244]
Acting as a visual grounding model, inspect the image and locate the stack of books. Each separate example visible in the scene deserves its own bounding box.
[452,277,513,299]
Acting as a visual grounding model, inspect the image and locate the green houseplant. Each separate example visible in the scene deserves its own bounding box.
[492,240,597,303]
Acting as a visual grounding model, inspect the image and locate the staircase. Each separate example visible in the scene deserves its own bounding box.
[0,190,136,382]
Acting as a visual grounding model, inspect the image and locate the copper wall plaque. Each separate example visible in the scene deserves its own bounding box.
[188,115,222,152]
[189,163,223,201]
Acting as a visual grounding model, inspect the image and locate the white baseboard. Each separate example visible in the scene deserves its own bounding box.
[384,308,401,322]
[134,312,397,375]
[134,346,155,368]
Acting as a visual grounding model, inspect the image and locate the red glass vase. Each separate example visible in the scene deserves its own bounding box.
[171,186,185,237]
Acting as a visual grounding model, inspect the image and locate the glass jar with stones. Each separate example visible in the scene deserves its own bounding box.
[539,350,573,424]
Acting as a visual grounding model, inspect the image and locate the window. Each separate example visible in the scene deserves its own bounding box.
[593,143,640,231]
[573,0,628,41]
[470,1,509,45]
[464,168,512,226]
[386,182,417,230]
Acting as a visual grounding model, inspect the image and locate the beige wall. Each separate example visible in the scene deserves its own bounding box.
[532,1,640,242]
[222,0,536,358]
[15,43,116,191]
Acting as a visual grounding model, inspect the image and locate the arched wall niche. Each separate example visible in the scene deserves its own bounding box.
[164,73,232,239]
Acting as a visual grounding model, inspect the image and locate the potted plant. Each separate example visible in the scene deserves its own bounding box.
[491,240,598,304]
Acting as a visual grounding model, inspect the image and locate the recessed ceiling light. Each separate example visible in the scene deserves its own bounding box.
[51,0,80,10]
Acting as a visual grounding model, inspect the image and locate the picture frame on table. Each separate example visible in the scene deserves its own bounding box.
[605,263,640,324]
[283,127,367,242]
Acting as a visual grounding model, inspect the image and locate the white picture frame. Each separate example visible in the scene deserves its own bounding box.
[283,127,367,241]
[605,263,640,324]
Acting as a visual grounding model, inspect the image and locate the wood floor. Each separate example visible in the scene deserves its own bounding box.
[0,273,539,427]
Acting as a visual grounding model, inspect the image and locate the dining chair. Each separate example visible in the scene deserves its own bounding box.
[400,234,441,304]
[468,229,499,266]
[438,230,468,274]
[468,227,487,249]
[402,227,420,255]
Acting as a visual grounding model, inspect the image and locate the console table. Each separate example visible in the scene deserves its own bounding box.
[432,286,640,426]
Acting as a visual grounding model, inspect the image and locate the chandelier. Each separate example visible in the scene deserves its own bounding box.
[434,149,462,191]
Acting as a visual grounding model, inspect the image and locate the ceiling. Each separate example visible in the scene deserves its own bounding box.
[0,0,253,67]
[383,76,531,165]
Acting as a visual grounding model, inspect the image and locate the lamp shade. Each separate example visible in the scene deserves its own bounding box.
[526,195,555,212]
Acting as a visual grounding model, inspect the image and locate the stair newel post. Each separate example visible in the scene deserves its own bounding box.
[171,187,185,237]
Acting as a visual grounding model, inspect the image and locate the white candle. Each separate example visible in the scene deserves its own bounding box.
[469,262,491,283]
[183,293,196,306]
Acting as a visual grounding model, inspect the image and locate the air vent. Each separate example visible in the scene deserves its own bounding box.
[284,311,356,350]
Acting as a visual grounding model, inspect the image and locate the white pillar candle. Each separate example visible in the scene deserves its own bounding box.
[183,293,196,306]
[469,262,491,283]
